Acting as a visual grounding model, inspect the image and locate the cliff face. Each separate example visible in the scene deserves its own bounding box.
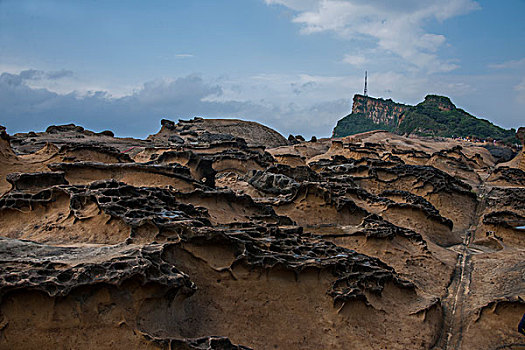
[351,94,410,127]
[422,95,455,112]
[334,94,518,143]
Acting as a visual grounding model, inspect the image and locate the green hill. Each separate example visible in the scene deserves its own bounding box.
[333,94,517,144]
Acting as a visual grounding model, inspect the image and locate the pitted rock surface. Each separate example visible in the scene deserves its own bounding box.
[9,124,153,154]
[380,189,454,229]
[186,224,415,304]
[0,237,195,298]
[355,214,426,244]
[246,170,300,196]
[146,335,252,350]
[0,121,523,350]
[264,164,323,182]
[0,180,212,232]
[149,117,289,148]
[366,164,475,196]
[485,187,525,208]
[488,166,525,186]
[6,171,68,192]
[483,211,525,228]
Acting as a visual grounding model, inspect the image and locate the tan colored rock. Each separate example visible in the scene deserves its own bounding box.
[0,120,524,350]
[518,126,525,171]
[148,117,289,148]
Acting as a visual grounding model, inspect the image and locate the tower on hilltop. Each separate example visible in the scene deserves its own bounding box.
[364,71,368,96]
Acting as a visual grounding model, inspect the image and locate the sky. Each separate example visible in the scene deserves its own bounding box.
[0,0,524,138]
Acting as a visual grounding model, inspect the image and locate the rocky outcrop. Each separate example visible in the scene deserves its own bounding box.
[149,118,289,148]
[0,237,195,299]
[518,127,525,171]
[0,125,15,160]
[482,144,516,163]
[46,123,86,134]
[351,94,410,127]
[483,211,525,228]
[1,121,524,349]
[47,161,201,190]
[9,123,153,154]
[6,171,68,192]
[421,95,455,112]
[487,166,525,186]
[246,170,299,196]
[334,94,518,143]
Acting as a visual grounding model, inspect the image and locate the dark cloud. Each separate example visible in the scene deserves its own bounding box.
[0,71,246,137]
[18,69,44,80]
[16,69,74,81]
[291,81,317,95]
[45,69,74,80]
[0,70,348,138]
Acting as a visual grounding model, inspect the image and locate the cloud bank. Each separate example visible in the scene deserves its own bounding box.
[1,65,521,140]
[0,70,350,138]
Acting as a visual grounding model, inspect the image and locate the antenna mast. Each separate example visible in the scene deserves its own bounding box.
[364,71,368,96]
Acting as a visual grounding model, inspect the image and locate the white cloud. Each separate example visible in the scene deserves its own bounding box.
[0,63,31,74]
[487,58,525,107]
[175,54,194,58]
[0,68,73,82]
[0,67,136,97]
[515,77,525,105]
[265,0,319,12]
[342,54,366,66]
[265,0,479,72]
[489,58,525,70]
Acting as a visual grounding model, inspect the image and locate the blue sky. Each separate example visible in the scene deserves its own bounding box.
[1,0,524,138]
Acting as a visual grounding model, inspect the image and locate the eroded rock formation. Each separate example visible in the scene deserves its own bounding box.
[148,118,289,148]
[0,122,523,350]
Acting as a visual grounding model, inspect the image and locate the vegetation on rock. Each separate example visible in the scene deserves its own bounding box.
[334,112,395,135]
[334,94,518,144]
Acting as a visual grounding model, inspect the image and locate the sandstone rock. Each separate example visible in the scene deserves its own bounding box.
[98,130,115,137]
[246,169,299,196]
[46,123,85,134]
[517,126,525,171]
[150,118,289,148]
[168,134,185,144]
[0,120,524,349]
[6,171,68,192]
